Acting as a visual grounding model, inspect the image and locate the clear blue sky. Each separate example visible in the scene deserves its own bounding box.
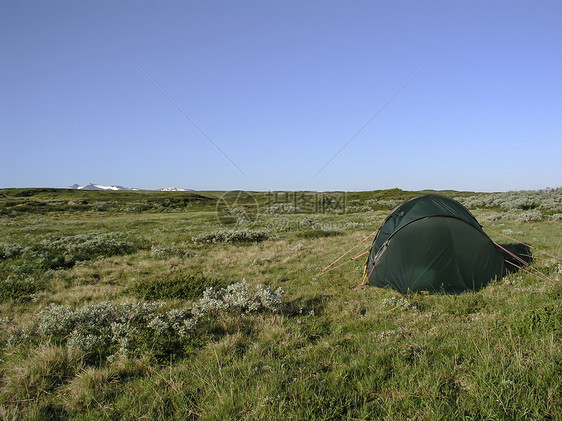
[1,1,561,192]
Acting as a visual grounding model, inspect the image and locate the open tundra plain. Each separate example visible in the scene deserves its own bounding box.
[1,187,561,420]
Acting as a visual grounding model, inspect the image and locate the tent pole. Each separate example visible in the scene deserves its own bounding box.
[316,229,378,276]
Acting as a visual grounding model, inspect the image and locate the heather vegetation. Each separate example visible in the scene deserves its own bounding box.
[455,187,562,215]
[192,228,270,244]
[0,187,561,420]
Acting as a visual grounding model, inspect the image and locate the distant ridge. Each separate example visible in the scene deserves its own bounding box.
[69,184,193,192]
[70,183,139,191]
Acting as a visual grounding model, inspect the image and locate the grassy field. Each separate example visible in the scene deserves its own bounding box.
[0,187,561,420]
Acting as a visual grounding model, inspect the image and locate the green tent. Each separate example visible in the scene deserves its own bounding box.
[366,195,505,294]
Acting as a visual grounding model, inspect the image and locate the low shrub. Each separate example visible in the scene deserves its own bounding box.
[192,282,285,316]
[484,210,544,223]
[31,301,194,364]
[296,229,343,239]
[9,282,284,365]
[456,188,562,213]
[150,244,192,259]
[365,199,401,209]
[346,205,374,213]
[131,271,226,300]
[514,210,544,222]
[0,242,24,260]
[192,229,269,244]
[6,232,145,270]
[266,203,301,214]
[381,295,412,310]
[40,232,138,266]
[0,275,43,302]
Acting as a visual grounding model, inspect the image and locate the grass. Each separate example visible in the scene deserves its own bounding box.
[0,188,561,420]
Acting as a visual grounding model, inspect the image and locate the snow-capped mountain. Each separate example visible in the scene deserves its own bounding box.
[70,184,192,191]
[158,187,190,192]
[70,183,139,191]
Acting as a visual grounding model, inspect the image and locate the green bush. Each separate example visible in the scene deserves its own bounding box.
[29,302,197,364]
[9,282,284,365]
[266,203,301,214]
[150,244,192,259]
[36,232,141,269]
[192,281,285,316]
[0,275,43,302]
[0,243,25,260]
[131,271,226,300]
[0,234,144,279]
[192,229,269,244]
[456,188,562,213]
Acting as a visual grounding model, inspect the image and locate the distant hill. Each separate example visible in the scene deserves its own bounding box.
[70,184,193,192]
[70,183,139,191]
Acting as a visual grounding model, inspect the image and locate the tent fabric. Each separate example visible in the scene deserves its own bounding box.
[366,195,504,294]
